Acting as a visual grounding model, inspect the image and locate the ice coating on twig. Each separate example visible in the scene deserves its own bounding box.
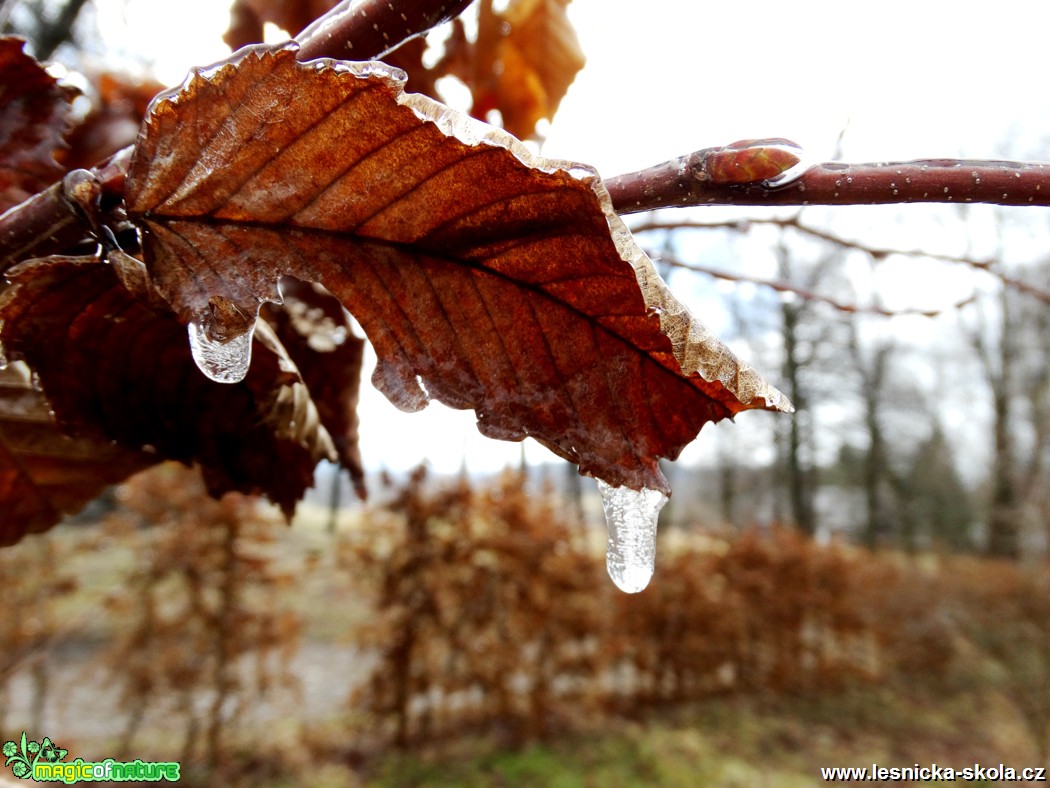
[597,479,667,593]
[188,316,255,384]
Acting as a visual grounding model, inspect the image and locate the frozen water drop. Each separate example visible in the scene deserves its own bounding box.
[188,315,255,384]
[597,479,667,593]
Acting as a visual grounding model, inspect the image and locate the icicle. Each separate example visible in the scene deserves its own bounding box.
[0,340,7,372]
[597,480,668,594]
[187,306,256,384]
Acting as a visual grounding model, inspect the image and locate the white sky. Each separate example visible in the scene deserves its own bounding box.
[88,0,1050,477]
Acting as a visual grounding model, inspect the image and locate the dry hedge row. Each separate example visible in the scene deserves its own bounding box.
[344,469,960,747]
[6,464,1047,765]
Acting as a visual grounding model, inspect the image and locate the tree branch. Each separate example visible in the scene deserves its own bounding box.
[0,147,131,274]
[633,215,1050,306]
[294,0,473,61]
[652,251,978,317]
[630,216,997,269]
[607,147,1050,213]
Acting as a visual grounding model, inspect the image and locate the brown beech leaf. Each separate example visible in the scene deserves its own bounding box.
[0,361,157,546]
[261,277,367,499]
[0,254,335,531]
[125,43,789,494]
[0,37,78,212]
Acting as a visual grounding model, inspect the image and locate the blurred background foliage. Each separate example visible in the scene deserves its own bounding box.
[3,463,1050,785]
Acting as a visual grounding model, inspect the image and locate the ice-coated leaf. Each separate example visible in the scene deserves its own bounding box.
[0,361,157,546]
[125,43,789,494]
[0,254,336,534]
[0,37,78,212]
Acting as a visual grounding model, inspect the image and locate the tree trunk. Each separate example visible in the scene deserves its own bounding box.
[985,288,1021,559]
[781,299,816,535]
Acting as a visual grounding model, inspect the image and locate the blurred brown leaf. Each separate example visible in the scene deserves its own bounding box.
[60,71,165,171]
[262,277,367,499]
[125,44,786,494]
[0,361,156,545]
[0,254,336,541]
[464,0,584,138]
[0,37,78,212]
[388,0,585,139]
[223,1,581,140]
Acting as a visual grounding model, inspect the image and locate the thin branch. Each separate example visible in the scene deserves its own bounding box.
[633,215,1050,306]
[0,147,131,273]
[0,173,93,273]
[652,251,978,317]
[294,0,473,61]
[631,216,997,268]
[607,147,1050,214]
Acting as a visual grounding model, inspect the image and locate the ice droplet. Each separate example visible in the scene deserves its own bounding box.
[188,313,255,384]
[597,480,668,593]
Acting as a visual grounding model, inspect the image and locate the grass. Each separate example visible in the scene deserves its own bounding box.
[356,686,1033,787]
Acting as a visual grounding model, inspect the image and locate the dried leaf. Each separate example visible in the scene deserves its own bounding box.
[60,71,166,171]
[125,44,788,494]
[225,1,579,140]
[0,37,78,212]
[466,0,585,138]
[0,361,156,545]
[0,254,335,530]
[262,277,367,499]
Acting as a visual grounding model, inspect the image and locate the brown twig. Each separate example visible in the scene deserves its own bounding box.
[608,152,1050,214]
[631,216,997,269]
[652,251,979,317]
[0,146,134,273]
[294,0,473,61]
[634,216,1050,306]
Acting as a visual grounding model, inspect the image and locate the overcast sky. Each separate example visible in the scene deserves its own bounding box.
[89,0,1050,477]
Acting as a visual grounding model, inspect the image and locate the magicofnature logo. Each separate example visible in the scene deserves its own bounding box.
[3,732,180,783]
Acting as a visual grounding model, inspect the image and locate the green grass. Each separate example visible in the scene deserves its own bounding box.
[356,686,1037,787]
[365,724,813,787]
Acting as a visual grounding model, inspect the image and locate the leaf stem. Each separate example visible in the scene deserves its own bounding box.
[607,153,1050,213]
